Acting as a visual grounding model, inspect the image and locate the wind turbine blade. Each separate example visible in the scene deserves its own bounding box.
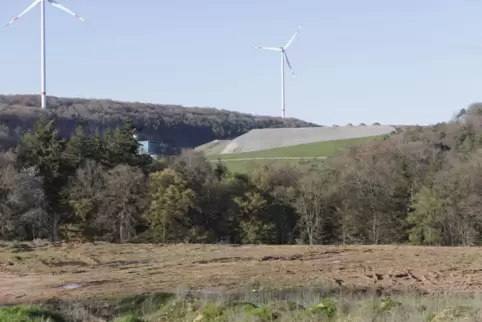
[4,0,41,27]
[284,24,302,49]
[283,52,295,78]
[48,0,86,22]
[254,46,281,51]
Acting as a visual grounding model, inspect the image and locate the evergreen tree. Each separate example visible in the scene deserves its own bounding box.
[407,186,444,245]
[145,168,197,242]
[16,119,71,241]
[102,120,151,169]
[64,125,98,168]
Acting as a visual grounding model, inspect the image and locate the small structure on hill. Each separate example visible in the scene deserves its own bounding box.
[139,140,154,155]
[134,133,159,157]
[137,139,176,157]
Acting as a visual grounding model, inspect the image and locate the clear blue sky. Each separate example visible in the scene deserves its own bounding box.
[2,0,482,126]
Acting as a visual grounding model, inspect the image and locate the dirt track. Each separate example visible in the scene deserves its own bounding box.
[1,243,481,304]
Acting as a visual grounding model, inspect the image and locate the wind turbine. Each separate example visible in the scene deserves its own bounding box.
[254,24,302,119]
[5,0,86,110]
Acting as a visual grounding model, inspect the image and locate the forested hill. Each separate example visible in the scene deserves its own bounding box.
[0,95,318,151]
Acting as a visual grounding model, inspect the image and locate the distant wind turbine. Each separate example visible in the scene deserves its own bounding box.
[254,24,302,119]
[5,0,86,109]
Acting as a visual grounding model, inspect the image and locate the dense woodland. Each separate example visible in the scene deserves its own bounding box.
[1,103,482,245]
[0,95,317,152]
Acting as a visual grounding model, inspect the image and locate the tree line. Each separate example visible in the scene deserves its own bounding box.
[0,95,318,152]
[2,104,482,246]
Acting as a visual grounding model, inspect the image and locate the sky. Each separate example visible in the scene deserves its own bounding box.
[2,0,482,126]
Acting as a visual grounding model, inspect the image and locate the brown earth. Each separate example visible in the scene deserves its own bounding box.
[0,243,481,304]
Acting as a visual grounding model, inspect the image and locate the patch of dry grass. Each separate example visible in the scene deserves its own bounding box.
[2,242,482,307]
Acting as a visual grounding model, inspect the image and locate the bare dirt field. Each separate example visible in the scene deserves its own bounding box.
[1,243,481,305]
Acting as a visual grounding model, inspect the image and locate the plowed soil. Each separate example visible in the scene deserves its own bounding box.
[1,243,481,304]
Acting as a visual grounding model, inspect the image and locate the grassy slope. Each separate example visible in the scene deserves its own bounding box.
[206,136,381,172]
[208,136,381,160]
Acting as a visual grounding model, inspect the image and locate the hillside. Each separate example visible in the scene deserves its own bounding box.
[0,94,318,152]
[218,125,396,154]
[196,125,395,173]
[207,136,382,159]
[205,136,384,173]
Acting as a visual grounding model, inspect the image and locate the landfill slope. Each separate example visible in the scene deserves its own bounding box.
[194,139,231,155]
[221,125,395,154]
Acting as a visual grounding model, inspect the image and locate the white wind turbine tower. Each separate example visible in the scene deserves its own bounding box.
[5,0,86,110]
[254,24,302,118]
